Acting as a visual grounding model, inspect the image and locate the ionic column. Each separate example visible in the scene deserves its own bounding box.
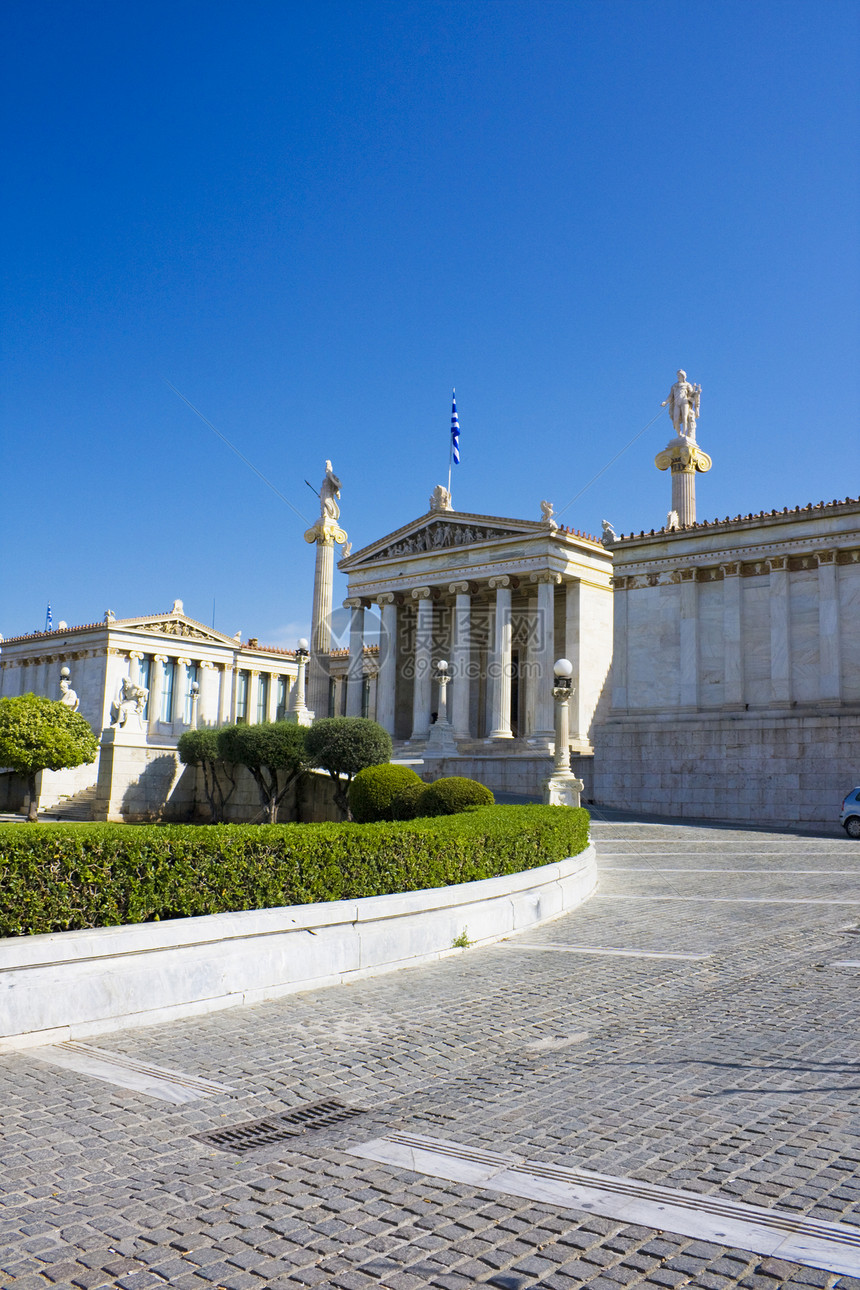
[564,579,584,741]
[247,670,260,724]
[767,555,790,705]
[449,582,473,739]
[721,563,743,707]
[816,550,841,701]
[529,572,559,738]
[128,651,144,685]
[410,587,434,740]
[344,597,366,718]
[219,665,234,725]
[199,661,217,726]
[265,673,278,722]
[149,655,167,732]
[304,503,348,723]
[678,569,699,709]
[173,657,190,726]
[488,576,513,739]
[375,593,398,735]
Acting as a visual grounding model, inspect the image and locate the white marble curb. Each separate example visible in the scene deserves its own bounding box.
[0,844,596,1051]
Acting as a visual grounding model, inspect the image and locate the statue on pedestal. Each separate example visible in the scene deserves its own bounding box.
[59,668,80,712]
[111,677,149,730]
[662,370,701,441]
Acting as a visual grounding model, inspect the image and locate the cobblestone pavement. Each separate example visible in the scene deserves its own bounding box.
[1,817,859,1290]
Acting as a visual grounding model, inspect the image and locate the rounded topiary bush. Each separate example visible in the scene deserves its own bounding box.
[390,780,428,821]
[417,776,495,817]
[349,763,423,823]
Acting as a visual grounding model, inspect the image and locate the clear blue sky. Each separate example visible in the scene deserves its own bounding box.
[2,0,858,646]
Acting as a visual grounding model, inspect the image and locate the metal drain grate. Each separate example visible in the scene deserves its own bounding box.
[193,1099,365,1153]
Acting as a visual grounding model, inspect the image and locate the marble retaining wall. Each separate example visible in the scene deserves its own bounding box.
[0,846,596,1051]
[594,712,859,830]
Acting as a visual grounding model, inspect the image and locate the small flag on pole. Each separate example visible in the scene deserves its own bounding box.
[45,603,53,632]
[450,390,460,465]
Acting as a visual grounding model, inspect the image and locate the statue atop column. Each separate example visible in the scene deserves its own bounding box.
[305,460,348,720]
[662,370,701,442]
[655,369,711,527]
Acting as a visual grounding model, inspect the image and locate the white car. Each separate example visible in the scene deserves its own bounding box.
[841,787,860,839]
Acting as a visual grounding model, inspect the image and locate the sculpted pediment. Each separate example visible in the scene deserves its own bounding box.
[343,512,539,567]
[120,616,236,645]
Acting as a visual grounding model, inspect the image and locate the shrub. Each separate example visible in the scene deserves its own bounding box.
[177,727,236,823]
[305,718,393,819]
[349,763,423,823]
[217,723,307,823]
[390,780,427,820]
[0,806,590,937]
[417,776,495,817]
[0,693,99,822]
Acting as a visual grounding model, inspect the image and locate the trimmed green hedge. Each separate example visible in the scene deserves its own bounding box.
[0,806,590,937]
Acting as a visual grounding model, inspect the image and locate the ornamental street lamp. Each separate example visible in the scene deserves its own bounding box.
[543,658,584,807]
[189,680,200,730]
[287,638,315,726]
[425,659,458,758]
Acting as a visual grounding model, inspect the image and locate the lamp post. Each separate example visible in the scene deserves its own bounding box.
[189,680,200,730]
[425,659,459,758]
[288,638,315,727]
[543,658,584,807]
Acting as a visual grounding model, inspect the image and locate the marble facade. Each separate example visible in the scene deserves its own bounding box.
[337,506,614,776]
[594,498,860,828]
[0,603,300,820]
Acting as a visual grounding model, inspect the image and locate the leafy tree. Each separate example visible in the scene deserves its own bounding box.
[177,727,237,823]
[305,717,392,820]
[0,693,99,822]
[217,722,307,824]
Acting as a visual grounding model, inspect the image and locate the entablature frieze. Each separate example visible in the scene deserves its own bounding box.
[613,542,860,588]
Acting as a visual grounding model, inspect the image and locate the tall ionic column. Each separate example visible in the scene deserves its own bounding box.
[488,576,513,740]
[128,651,144,686]
[410,587,434,741]
[721,563,743,708]
[529,571,560,740]
[304,462,348,721]
[655,439,712,527]
[767,555,790,706]
[449,582,473,740]
[266,673,278,722]
[344,598,366,718]
[149,655,167,733]
[375,593,398,735]
[816,550,841,701]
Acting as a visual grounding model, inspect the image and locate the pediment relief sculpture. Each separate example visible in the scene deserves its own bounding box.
[371,521,526,560]
[125,619,228,643]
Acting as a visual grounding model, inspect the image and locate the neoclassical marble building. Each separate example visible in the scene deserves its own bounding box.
[330,496,614,796]
[0,602,300,818]
[596,497,860,829]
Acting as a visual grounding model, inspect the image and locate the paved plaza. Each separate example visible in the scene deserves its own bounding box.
[1,817,859,1290]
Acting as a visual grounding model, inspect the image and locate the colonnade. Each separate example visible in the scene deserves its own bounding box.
[343,573,578,744]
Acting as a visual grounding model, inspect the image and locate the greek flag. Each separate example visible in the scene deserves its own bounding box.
[45,603,52,632]
[451,390,460,465]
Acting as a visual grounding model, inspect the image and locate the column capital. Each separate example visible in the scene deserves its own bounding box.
[343,597,365,610]
[720,561,741,577]
[449,580,477,595]
[176,656,191,667]
[766,555,788,572]
[677,567,698,583]
[529,571,562,585]
[377,592,396,605]
[128,650,145,661]
[815,548,837,565]
[153,654,168,664]
[199,660,216,670]
[489,574,518,590]
[304,519,348,547]
[611,575,630,590]
[412,586,434,600]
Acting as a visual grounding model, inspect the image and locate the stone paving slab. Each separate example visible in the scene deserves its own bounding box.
[0,819,858,1288]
